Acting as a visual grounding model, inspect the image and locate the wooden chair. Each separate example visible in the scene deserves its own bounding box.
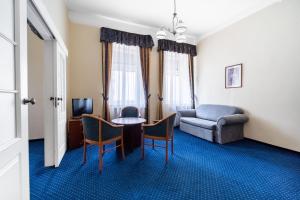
[81,114,125,173]
[141,113,176,163]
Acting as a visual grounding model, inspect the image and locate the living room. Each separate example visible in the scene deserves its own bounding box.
[1,0,299,199]
[68,0,299,152]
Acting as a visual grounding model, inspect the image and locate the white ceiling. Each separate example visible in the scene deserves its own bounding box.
[66,0,281,39]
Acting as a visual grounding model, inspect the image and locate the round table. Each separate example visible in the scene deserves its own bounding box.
[111,117,146,154]
[112,117,146,125]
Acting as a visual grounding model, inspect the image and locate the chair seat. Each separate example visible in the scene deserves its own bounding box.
[180,117,217,130]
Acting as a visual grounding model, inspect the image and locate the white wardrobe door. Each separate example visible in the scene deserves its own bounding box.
[0,93,16,146]
[0,38,15,90]
[0,0,15,40]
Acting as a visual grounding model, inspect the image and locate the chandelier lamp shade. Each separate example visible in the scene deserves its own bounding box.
[175,33,186,43]
[156,0,187,43]
[175,20,187,33]
[156,28,167,39]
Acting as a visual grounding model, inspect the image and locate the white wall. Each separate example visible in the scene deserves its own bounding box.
[196,0,300,152]
[27,28,45,140]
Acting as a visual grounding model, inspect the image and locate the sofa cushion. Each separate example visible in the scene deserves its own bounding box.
[196,104,244,122]
[180,117,217,130]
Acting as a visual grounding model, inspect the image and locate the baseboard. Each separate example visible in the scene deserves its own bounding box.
[244,137,299,154]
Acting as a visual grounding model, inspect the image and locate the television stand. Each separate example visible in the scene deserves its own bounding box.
[67,117,83,149]
[71,116,82,120]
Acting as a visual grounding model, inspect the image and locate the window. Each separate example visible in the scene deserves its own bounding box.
[163,51,192,115]
[109,43,145,119]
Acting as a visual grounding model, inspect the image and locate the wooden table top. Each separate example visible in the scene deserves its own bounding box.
[111,117,146,125]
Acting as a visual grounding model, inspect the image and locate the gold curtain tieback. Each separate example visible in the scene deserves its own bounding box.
[102,93,109,101]
[157,94,163,101]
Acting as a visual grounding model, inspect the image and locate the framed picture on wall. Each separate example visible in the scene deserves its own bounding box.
[225,64,243,88]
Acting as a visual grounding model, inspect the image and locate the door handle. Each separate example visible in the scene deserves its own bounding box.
[50,97,63,107]
[50,97,58,107]
[23,98,36,105]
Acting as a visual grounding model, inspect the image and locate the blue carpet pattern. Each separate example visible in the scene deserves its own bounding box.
[30,129,300,200]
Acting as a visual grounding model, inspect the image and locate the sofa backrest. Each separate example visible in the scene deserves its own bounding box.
[196,104,244,121]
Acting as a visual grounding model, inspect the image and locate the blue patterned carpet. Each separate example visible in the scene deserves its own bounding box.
[29,129,300,200]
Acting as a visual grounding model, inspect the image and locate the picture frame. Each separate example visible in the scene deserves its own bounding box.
[225,64,243,88]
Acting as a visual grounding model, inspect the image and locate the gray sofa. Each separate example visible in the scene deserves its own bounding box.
[178,104,249,144]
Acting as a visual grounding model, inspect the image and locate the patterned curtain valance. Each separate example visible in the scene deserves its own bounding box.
[157,39,197,57]
[100,27,154,48]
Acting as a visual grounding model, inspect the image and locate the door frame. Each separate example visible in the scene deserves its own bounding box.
[28,0,68,167]
[30,0,68,55]
[53,41,68,167]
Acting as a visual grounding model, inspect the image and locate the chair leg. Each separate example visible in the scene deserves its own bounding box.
[152,139,155,150]
[165,139,168,163]
[83,140,87,164]
[121,138,125,160]
[99,145,103,173]
[171,133,174,155]
[141,134,144,160]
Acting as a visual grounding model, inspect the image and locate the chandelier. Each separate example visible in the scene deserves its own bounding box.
[156,0,187,43]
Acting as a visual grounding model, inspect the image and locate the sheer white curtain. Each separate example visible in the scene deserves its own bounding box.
[108,43,145,119]
[163,51,192,116]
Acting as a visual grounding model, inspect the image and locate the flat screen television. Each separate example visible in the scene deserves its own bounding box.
[72,98,93,117]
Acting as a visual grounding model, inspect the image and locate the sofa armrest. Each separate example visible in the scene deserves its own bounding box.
[177,109,196,118]
[217,114,249,126]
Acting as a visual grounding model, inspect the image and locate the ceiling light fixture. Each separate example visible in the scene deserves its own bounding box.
[156,0,187,43]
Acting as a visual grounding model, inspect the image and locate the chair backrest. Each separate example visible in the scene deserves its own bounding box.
[82,115,123,142]
[121,106,139,118]
[155,113,176,137]
[167,113,176,136]
[196,104,244,121]
[81,115,99,141]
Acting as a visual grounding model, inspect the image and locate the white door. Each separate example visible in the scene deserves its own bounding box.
[0,0,29,199]
[53,41,67,167]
